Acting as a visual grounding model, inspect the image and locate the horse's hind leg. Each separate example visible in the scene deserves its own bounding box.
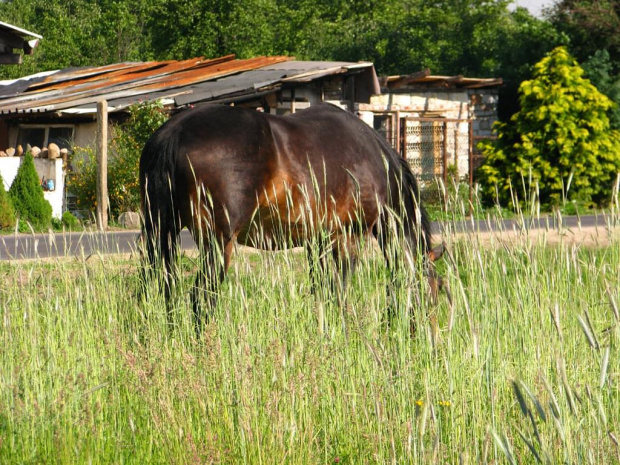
[331,236,359,304]
[192,236,234,334]
[141,222,180,322]
[306,237,332,297]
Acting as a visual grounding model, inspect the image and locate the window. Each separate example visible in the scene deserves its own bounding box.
[373,113,398,149]
[16,125,74,151]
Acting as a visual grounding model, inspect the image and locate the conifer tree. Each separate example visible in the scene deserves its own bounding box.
[0,174,16,230]
[9,153,52,231]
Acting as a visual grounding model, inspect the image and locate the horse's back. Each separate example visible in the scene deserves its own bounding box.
[142,104,393,248]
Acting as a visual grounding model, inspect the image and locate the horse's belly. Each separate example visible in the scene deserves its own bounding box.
[236,216,307,250]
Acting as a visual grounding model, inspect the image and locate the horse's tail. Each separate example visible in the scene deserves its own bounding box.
[139,126,179,272]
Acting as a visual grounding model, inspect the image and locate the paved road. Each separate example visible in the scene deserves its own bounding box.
[0,214,615,261]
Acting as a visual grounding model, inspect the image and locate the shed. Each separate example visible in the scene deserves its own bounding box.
[358,69,502,182]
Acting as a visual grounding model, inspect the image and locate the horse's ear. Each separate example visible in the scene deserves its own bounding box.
[428,242,446,262]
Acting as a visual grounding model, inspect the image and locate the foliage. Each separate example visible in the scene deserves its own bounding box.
[8,153,53,232]
[68,101,168,218]
[0,174,16,231]
[52,211,81,231]
[548,0,620,129]
[68,146,98,217]
[548,0,620,68]
[582,49,620,129]
[0,0,154,80]
[477,47,620,207]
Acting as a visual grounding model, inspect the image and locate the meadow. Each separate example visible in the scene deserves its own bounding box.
[1,211,619,464]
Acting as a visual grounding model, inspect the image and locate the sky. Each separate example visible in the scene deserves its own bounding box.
[512,0,556,17]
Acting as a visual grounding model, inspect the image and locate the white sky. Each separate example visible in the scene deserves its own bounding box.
[511,0,556,17]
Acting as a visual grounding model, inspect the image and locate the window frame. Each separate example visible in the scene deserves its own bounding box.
[15,124,75,150]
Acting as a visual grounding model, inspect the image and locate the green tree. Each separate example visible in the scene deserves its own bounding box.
[478,47,620,208]
[549,0,620,128]
[0,0,154,79]
[549,0,620,66]
[581,49,620,129]
[9,153,53,231]
[0,174,17,230]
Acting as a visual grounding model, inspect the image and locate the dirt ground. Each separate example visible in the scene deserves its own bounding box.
[439,223,620,250]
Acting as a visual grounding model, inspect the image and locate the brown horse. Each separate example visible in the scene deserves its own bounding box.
[140,103,443,329]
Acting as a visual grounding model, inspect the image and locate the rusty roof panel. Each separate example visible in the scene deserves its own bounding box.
[0,56,380,115]
[0,56,292,114]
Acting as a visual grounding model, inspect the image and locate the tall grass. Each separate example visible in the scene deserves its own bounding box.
[1,201,619,463]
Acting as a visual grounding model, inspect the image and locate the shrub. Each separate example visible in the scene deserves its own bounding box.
[9,153,52,232]
[68,101,168,218]
[0,173,16,230]
[62,211,80,229]
[477,46,620,208]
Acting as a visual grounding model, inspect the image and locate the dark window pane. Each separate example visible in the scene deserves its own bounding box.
[16,127,45,150]
[48,127,73,150]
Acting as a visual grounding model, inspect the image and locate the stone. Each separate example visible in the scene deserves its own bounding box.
[40,148,49,159]
[5,147,15,157]
[30,146,41,157]
[48,143,60,159]
[16,145,23,156]
[0,151,6,157]
[60,148,69,164]
[118,211,141,229]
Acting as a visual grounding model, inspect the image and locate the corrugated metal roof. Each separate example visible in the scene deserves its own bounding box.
[0,55,378,115]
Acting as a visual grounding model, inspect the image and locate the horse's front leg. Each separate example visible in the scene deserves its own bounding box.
[192,237,234,335]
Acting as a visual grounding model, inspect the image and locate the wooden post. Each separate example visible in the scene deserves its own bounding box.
[442,121,448,185]
[469,119,474,215]
[96,100,108,230]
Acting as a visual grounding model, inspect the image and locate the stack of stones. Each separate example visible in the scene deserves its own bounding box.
[0,143,69,162]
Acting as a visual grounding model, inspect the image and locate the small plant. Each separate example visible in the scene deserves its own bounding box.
[0,173,16,230]
[9,153,52,232]
[52,211,81,231]
[62,211,80,229]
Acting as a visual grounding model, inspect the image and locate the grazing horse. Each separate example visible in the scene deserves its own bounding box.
[140,103,443,328]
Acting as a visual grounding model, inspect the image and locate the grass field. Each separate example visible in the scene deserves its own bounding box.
[1,216,619,463]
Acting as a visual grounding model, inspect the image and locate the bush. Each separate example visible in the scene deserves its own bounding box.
[477,47,620,208]
[62,211,80,229]
[68,101,168,218]
[0,173,16,230]
[9,153,53,232]
[52,211,81,231]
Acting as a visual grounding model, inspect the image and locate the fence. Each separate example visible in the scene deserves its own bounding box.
[399,117,473,185]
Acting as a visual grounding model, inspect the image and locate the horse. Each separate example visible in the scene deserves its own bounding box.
[139,103,445,330]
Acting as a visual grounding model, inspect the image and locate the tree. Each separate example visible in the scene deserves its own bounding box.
[477,47,620,207]
[549,0,620,128]
[548,0,620,66]
[0,174,16,230]
[9,153,53,231]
